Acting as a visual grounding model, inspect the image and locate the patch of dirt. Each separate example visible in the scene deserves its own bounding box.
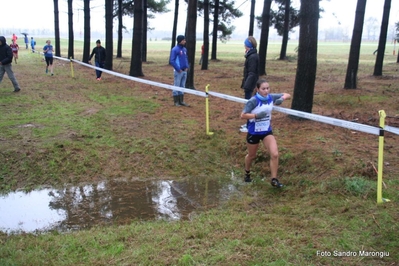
[80,108,100,116]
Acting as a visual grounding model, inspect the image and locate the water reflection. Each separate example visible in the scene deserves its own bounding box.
[0,178,237,234]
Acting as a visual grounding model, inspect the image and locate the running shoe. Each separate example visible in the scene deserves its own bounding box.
[240,123,248,133]
[271,178,283,188]
[240,127,248,133]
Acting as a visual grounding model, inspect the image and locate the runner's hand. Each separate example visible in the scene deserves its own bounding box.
[274,97,284,105]
[255,111,267,119]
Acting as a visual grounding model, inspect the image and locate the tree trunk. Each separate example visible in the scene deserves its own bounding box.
[344,0,367,89]
[142,0,148,62]
[291,0,319,113]
[199,0,210,70]
[211,0,219,60]
[67,0,74,59]
[201,0,210,70]
[279,0,290,60]
[116,0,123,58]
[170,0,179,63]
[373,0,391,76]
[105,0,113,70]
[82,0,91,63]
[248,0,256,36]
[259,0,272,76]
[185,0,197,88]
[130,0,144,77]
[53,0,61,57]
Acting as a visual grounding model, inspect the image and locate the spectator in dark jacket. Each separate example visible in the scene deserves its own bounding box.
[241,36,259,99]
[0,36,21,92]
[88,40,106,81]
[240,36,259,132]
[23,34,29,49]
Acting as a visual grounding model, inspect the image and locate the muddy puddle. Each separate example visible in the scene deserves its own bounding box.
[0,178,239,234]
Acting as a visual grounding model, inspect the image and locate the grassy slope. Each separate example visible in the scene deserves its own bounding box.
[0,40,398,265]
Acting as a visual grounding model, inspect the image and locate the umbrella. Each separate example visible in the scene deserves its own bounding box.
[21,32,29,36]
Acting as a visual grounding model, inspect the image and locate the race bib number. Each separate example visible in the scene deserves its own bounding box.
[254,117,270,132]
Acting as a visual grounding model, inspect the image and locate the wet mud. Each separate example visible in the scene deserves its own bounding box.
[0,178,239,234]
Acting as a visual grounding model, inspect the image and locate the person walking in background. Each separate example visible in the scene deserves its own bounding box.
[0,36,21,92]
[9,39,19,64]
[88,40,106,81]
[30,37,36,52]
[43,40,54,76]
[169,35,189,107]
[23,34,29,49]
[240,79,290,186]
[199,44,204,65]
[240,36,260,133]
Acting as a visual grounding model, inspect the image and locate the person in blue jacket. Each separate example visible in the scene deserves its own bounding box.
[43,40,54,76]
[30,37,36,52]
[169,35,189,107]
[240,79,291,187]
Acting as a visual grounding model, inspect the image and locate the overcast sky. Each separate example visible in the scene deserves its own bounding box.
[3,0,399,37]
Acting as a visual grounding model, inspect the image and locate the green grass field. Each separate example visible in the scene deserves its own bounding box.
[0,39,398,265]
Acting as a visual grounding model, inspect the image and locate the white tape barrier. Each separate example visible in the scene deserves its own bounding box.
[70,59,207,97]
[273,106,382,136]
[208,91,383,136]
[207,91,247,104]
[46,55,399,137]
[385,125,399,135]
[54,55,70,62]
[34,51,71,62]
[38,52,202,96]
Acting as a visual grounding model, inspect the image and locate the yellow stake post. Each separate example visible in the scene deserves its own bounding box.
[205,84,214,136]
[70,57,74,78]
[377,110,390,203]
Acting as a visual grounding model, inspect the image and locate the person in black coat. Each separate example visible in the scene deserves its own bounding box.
[88,39,106,81]
[241,36,260,99]
[0,36,21,92]
[240,36,259,132]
